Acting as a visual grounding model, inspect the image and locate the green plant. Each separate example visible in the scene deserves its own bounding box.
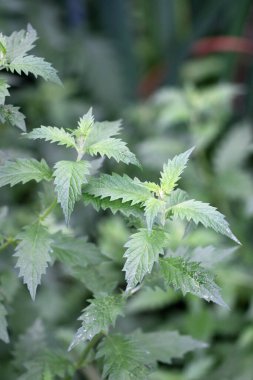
[0,26,241,379]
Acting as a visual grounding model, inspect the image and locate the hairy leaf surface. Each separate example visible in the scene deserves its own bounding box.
[14,223,52,300]
[0,158,52,187]
[54,160,90,223]
[26,126,76,148]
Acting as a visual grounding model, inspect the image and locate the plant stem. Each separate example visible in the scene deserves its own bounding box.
[0,237,15,253]
[76,332,104,370]
[39,198,58,222]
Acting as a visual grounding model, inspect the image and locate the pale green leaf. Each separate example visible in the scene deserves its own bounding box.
[5,24,38,61]
[169,199,240,244]
[160,148,194,194]
[14,223,52,300]
[0,104,26,131]
[96,334,149,380]
[84,173,150,206]
[86,137,140,167]
[74,107,94,138]
[85,120,122,143]
[159,257,228,307]
[26,126,76,148]
[0,79,10,105]
[0,158,52,187]
[53,160,91,223]
[69,295,125,350]
[8,55,61,84]
[136,330,207,364]
[83,192,144,219]
[0,302,9,343]
[144,197,166,231]
[123,228,168,289]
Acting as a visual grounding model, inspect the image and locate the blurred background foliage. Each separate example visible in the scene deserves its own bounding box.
[0,0,253,379]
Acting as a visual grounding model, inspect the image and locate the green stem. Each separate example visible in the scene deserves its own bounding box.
[39,198,57,222]
[0,237,15,253]
[76,332,104,370]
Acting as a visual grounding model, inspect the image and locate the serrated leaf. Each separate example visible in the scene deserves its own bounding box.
[136,330,207,364]
[83,192,144,219]
[159,256,228,307]
[169,199,240,244]
[167,188,189,207]
[0,104,26,131]
[84,173,150,206]
[53,160,91,223]
[74,107,94,138]
[86,120,122,143]
[96,334,149,380]
[144,197,166,231]
[0,158,52,187]
[8,55,61,84]
[14,223,52,300]
[0,79,10,105]
[0,302,9,343]
[26,126,76,148]
[5,24,38,62]
[69,294,125,350]
[123,228,169,289]
[160,148,194,194]
[86,137,140,167]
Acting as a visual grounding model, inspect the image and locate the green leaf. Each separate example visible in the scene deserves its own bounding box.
[5,24,38,62]
[53,160,90,223]
[159,257,228,307]
[0,302,9,343]
[84,174,150,206]
[144,197,166,231]
[96,334,149,380]
[8,55,61,84]
[14,223,52,300]
[136,330,207,365]
[26,126,76,148]
[69,294,125,350]
[83,192,144,219]
[123,228,168,290]
[86,137,140,167]
[86,120,122,143]
[74,107,94,138]
[0,158,52,187]
[169,199,240,244]
[0,104,26,131]
[160,148,194,194]
[0,79,10,105]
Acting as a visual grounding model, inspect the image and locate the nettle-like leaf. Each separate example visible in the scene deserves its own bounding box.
[14,223,52,300]
[85,120,122,142]
[97,330,206,380]
[26,125,76,148]
[69,294,125,350]
[4,23,38,62]
[0,79,10,104]
[144,197,166,231]
[0,104,26,131]
[86,137,140,167]
[136,330,207,365]
[123,228,169,290]
[0,25,60,85]
[84,173,150,205]
[0,302,9,343]
[0,158,52,187]
[160,147,194,194]
[169,198,240,244]
[83,193,144,219]
[53,160,91,223]
[159,256,228,308]
[96,334,149,380]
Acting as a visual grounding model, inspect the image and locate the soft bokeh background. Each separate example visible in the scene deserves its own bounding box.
[1,1,253,379]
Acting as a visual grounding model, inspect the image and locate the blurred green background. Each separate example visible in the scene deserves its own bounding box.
[0,1,253,379]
